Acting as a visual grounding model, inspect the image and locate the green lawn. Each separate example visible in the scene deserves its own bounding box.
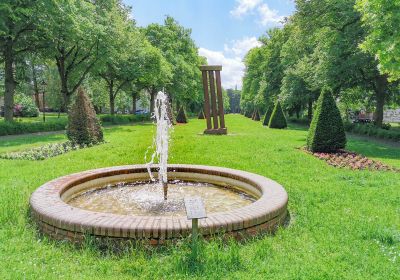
[0,112,68,124]
[0,115,399,279]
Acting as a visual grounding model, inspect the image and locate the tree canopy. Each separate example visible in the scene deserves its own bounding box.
[1,1,209,121]
[241,0,400,127]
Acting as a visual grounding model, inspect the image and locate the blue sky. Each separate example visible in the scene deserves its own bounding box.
[124,0,295,89]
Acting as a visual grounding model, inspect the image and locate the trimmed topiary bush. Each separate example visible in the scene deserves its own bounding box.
[245,110,252,118]
[253,110,260,121]
[67,88,103,145]
[198,109,205,119]
[263,106,273,126]
[166,101,176,125]
[307,89,346,152]
[268,101,287,129]
[176,106,188,123]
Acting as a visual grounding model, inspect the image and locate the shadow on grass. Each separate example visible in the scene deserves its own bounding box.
[103,122,153,132]
[0,133,65,149]
[286,123,308,132]
[347,138,400,161]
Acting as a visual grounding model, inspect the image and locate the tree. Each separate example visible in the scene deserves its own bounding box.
[268,101,287,129]
[356,0,400,81]
[143,17,204,113]
[293,0,394,127]
[307,89,346,152]
[67,87,103,145]
[227,88,241,113]
[129,41,171,115]
[43,0,121,110]
[241,0,397,127]
[241,47,264,114]
[0,0,49,121]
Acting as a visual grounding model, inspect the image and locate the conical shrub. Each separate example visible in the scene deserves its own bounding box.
[245,110,252,118]
[268,101,287,129]
[307,89,346,152]
[176,106,188,123]
[198,109,205,119]
[263,106,273,126]
[253,110,260,121]
[67,87,103,145]
[166,101,175,125]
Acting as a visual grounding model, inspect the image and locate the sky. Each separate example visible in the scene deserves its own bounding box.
[124,0,295,89]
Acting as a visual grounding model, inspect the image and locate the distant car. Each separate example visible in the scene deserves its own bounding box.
[135,109,149,115]
[353,118,372,124]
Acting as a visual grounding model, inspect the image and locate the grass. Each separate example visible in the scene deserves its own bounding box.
[0,112,68,123]
[0,115,399,279]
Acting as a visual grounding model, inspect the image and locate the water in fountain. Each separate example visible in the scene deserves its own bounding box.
[146,91,172,200]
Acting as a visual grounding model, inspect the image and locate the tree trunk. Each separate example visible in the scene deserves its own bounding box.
[109,80,115,115]
[4,39,16,122]
[31,62,40,109]
[110,96,115,115]
[307,98,313,121]
[149,88,156,114]
[56,56,70,112]
[373,75,388,127]
[131,91,137,115]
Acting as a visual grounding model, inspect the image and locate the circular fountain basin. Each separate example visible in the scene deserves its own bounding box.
[30,165,288,245]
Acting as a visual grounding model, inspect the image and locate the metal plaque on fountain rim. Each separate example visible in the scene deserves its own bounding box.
[184,196,207,220]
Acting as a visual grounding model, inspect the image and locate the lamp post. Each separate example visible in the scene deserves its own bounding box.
[40,80,47,122]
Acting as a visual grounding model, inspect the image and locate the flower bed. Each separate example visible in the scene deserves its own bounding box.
[0,141,102,160]
[304,148,399,172]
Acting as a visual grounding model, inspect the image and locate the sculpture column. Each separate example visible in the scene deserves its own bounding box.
[199,65,227,135]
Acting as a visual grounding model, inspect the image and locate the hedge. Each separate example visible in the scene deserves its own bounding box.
[99,114,150,124]
[307,89,346,152]
[344,122,400,141]
[0,120,67,136]
[288,118,400,142]
[268,101,287,129]
[0,114,151,136]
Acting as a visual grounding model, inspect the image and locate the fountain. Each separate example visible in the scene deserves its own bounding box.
[30,91,288,245]
[146,91,171,200]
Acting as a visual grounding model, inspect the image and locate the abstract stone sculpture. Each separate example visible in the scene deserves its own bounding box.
[200,65,227,135]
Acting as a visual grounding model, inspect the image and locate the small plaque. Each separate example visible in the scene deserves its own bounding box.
[184,196,207,220]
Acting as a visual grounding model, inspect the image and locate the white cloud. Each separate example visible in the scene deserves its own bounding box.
[230,0,263,17]
[258,3,284,25]
[199,37,261,89]
[230,0,285,26]
[224,36,262,57]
